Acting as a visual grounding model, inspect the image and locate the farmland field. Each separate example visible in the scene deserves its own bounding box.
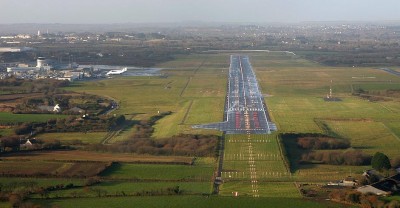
[0,160,110,177]
[0,177,84,187]
[100,160,214,181]
[33,181,212,198]
[2,150,194,164]
[34,196,339,208]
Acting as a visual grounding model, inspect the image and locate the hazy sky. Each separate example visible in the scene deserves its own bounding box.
[1,0,400,24]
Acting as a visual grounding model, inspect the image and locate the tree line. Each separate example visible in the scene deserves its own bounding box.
[300,150,371,166]
[0,77,69,94]
[87,134,218,157]
[86,112,219,157]
[297,136,350,150]
[14,115,125,135]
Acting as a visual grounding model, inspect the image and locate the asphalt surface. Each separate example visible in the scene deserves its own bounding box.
[193,55,276,134]
[379,68,400,77]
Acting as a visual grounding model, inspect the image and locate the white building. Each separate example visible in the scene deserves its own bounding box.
[7,67,37,73]
[0,47,22,53]
[57,71,83,82]
[36,57,47,68]
[0,47,33,53]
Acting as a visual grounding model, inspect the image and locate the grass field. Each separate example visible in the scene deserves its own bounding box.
[0,128,13,136]
[100,162,214,181]
[1,150,194,164]
[220,134,295,196]
[63,54,230,138]
[216,52,400,200]
[0,177,84,187]
[107,119,138,143]
[33,181,212,199]
[279,133,369,182]
[37,132,107,144]
[325,120,400,157]
[0,160,109,177]
[33,196,341,208]
[219,182,300,198]
[222,134,288,179]
[247,52,400,185]
[0,112,68,124]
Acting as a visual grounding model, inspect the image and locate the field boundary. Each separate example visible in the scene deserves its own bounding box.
[276,134,291,173]
[382,122,400,142]
[179,100,194,125]
[179,58,207,97]
[179,76,192,97]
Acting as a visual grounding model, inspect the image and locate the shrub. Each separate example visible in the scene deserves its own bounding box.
[86,134,219,157]
[391,156,400,169]
[297,137,350,150]
[371,152,391,171]
[301,150,371,166]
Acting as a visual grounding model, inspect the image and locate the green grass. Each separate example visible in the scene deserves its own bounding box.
[0,177,84,187]
[64,77,185,119]
[152,100,192,138]
[221,134,294,196]
[324,120,400,157]
[386,195,400,202]
[220,182,300,198]
[34,196,341,208]
[384,121,400,140]
[0,160,108,177]
[37,132,107,144]
[0,128,13,136]
[35,181,212,199]
[108,119,138,143]
[0,202,9,208]
[100,162,214,181]
[153,97,225,138]
[247,52,400,184]
[0,112,68,124]
[266,96,400,134]
[185,98,225,125]
[94,181,211,194]
[63,53,230,138]
[293,164,367,182]
[280,133,369,182]
[216,52,400,195]
[223,134,288,179]
[0,160,65,175]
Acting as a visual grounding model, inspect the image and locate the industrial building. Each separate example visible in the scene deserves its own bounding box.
[0,47,33,53]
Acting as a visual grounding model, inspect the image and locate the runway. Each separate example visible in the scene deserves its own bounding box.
[193,55,276,134]
[379,68,400,77]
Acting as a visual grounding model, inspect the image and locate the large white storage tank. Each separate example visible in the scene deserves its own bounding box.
[36,57,46,68]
